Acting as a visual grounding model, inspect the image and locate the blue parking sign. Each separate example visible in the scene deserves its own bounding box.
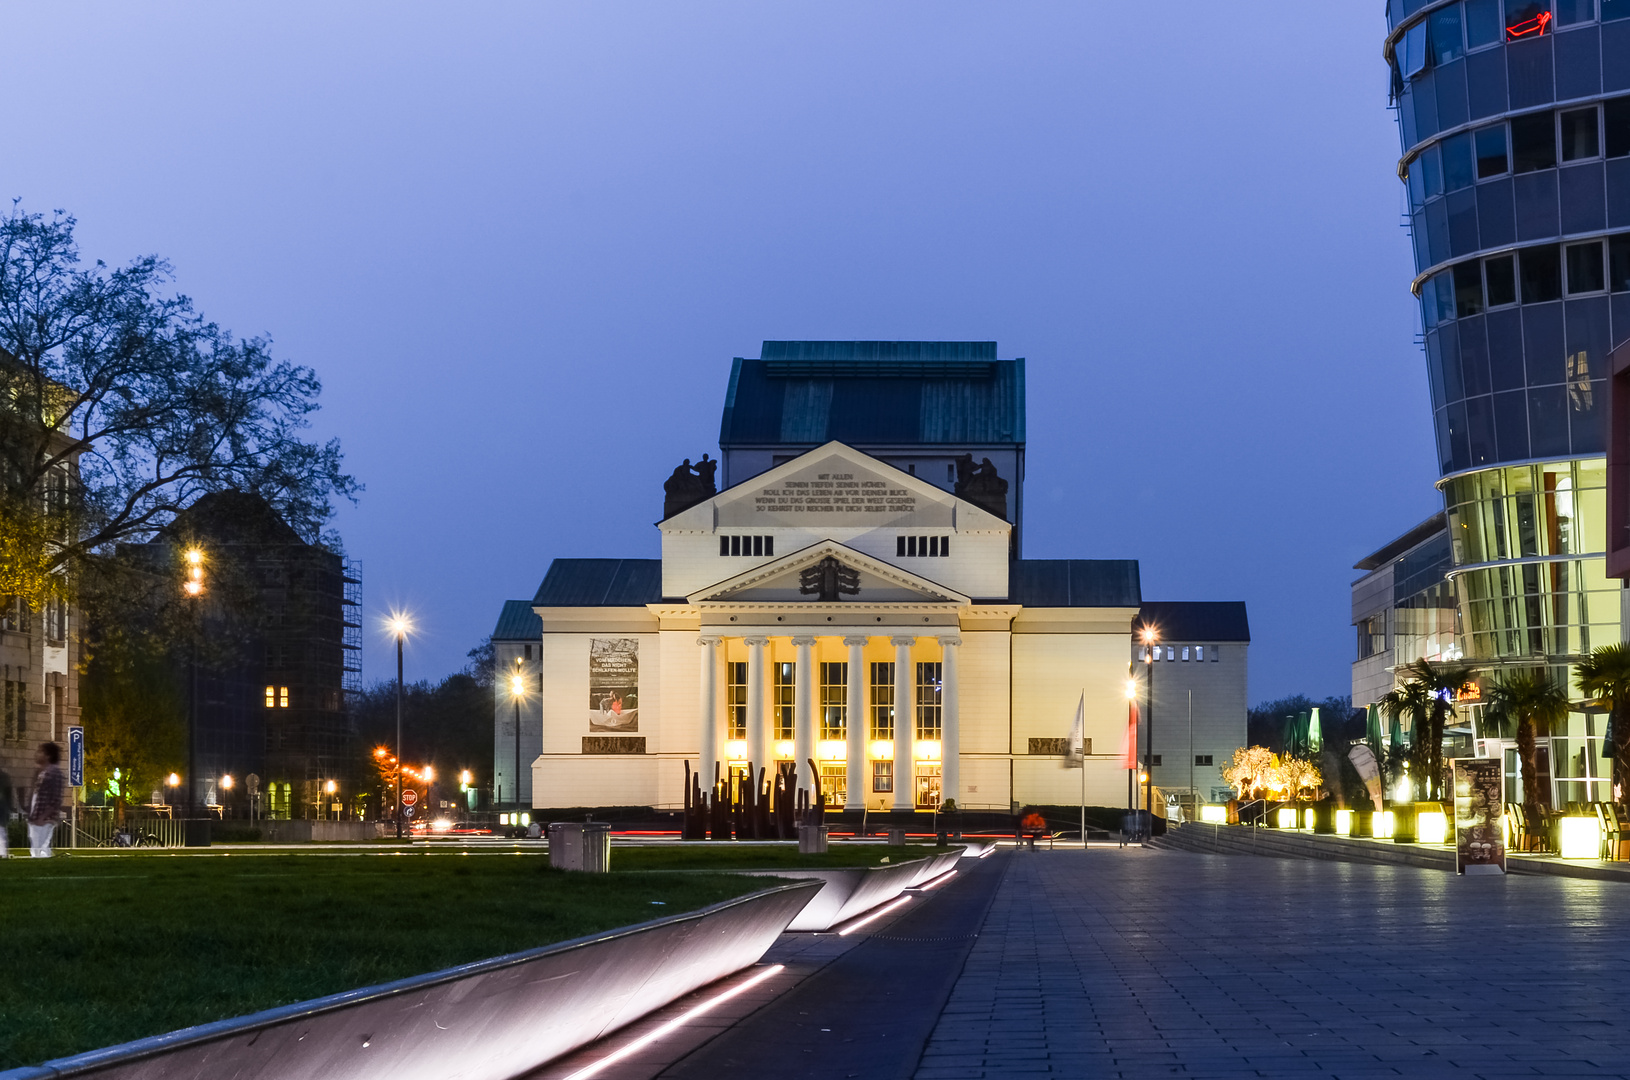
[68,726,84,787]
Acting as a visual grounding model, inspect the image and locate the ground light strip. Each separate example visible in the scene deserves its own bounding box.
[561,964,785,1080]
[837,895,912,936]
[916,869,958,890]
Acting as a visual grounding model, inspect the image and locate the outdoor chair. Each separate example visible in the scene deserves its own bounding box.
[1600,803,1630,861]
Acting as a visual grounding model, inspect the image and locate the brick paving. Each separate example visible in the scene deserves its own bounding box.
[916,846,1630,1079]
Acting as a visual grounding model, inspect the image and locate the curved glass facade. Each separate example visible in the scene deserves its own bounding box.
[1389,0,1630,473]
[1387,0,1621,668]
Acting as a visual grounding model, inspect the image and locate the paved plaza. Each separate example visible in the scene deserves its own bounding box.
[919,847,1630,1079]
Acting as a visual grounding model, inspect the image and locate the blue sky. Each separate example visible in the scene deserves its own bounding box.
[0,3,1439,701]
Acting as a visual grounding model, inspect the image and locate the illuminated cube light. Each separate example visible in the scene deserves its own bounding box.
[1200,804,1227,824]
[1559,815,1601,859]
[1373,810,1395,838]
[1302,808,1317,830]
[1416,809,1448,845]
[1335,809,1353,836]
[1275,807,1297,829]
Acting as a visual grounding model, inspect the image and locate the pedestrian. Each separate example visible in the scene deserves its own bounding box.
[0,773,11,858]
[28,742,65,858]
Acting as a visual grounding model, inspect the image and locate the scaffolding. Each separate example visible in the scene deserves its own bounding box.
[342,559,362,697]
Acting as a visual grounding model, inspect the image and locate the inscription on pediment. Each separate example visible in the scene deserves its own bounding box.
[755,472,916,517]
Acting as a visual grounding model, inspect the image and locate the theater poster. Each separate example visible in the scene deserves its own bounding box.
[588,638,639,732]
[1453,757,1506,875]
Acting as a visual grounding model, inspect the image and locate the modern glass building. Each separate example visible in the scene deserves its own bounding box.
[1384,0,1630,801]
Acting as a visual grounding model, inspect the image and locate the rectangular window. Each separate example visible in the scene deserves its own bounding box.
[720,537,729,556]
[820,661,847,740]
[1567,241,1606,294]
[1561,107,1601,162]
[1429,4,1465,64]
[1486,254,1519,306]
[869,662,894,740]
[941,536,950,556]
[908,536,918,557]
[1195,755,1214,767]
[1181,646,1191,661]
[1442,132,1475,191]
[1607,97,1630,157]
[265,685,276,709]
[1433,270,1457,324]
[1467,0,1504,46]
[773,661,794,740]
[726,661,747,739]
[929,535,939,557]
[1358,613,1387,659]
[897,535,906,557]
[1475,124,1509,178]
[1454,260,1485,317]
[1419,144,1444,197]
[753,535,764,557]
[1607,0,1630,21]
[820,764,846,806]
[873,759,893,793]
[916,662,942,740]
[1401,21,1428,76]
[730,535,741,556]
[1506,1,1554,40]
[1195,646,1205,661]
[1556,0,1596,24]
[1610,236,1630,291]
[1520,245,1563,302]
[1211,647,1219,662]
[1165,646,1175,662]
[1511,112,1558,173]
[915,764,942,810]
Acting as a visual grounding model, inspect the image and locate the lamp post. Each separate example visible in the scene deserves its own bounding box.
[181,548,205,820]
[1140,625,1159,845]
[388,614,412,840]
[510,660,526,813]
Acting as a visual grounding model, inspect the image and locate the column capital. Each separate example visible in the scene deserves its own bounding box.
[842,635,869,648]
[936,635,963,648]
[889,635,917,648]
[698,635,722,647]
[791,635,817,647]
[743,636,769,647]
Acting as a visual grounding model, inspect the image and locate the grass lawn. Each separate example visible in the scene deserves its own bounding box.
[609,843,949,871]
[0,851,769,1070]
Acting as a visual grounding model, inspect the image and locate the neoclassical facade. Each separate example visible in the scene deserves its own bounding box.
[525,440,1144,813]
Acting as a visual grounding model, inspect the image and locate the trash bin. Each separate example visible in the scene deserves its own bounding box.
[798,825,828,854]
[548,822,611,871]
[885,827,906,847]
[183,820,211,848]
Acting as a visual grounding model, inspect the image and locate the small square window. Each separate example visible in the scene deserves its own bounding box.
[1475,125,1509,178]
[1567,241,1605,294]
[279,686,290,708]
[265,686,275,708]
[1485,254,1518,306]
[1520,245,1563,302]
[1151,755,1163,767]
[1512,112,1558,173]
[1466,0,1503,47]
[1556,0,1596,24]
[1505,2,1554,41]
[873,760,893,793]
[1561,107,1601,162]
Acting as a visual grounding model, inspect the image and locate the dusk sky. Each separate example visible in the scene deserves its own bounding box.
[0,4,1434,703]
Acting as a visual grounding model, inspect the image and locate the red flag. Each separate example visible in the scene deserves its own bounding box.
[1120,702,1139,769]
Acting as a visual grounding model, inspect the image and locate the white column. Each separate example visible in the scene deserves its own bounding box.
[793,635,815,792]
[892,635,916,812]
[844,636,867,810]
[939,635,961,809]
[697,636,721,792]
[745,636,767,772]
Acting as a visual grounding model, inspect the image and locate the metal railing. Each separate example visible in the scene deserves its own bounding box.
[56,816,186,848]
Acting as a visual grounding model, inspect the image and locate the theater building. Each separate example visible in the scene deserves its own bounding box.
[503,343,1248,814]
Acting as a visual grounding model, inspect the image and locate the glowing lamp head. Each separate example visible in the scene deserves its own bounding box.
[185,548,203,567]
[1125,678,1137,700]
[459,769,472,785]
[422,766,434,782]
[220,774,234,791]
[324,779,337,795]
[386,612,413,639]
[1140,626,1158,645]
[510,673,526,697]
[166,772,180,787]
[183,580,203,596]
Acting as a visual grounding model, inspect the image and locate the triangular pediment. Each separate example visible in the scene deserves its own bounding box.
[661,441,1008,532]
[688,539,968,606]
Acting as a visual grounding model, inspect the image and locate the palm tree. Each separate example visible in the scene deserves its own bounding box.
[1576,643,1630,805]
[1484,671,1569,821]
[1402,659,1476,801]
[1379,679,1432,800]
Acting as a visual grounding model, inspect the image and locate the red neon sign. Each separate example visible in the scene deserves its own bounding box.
[1506,11,1552,39]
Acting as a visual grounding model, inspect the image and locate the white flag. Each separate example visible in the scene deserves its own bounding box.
[1065,693,1085,769]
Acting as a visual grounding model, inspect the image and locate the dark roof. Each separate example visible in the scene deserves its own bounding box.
[719,342,1024,448]
[1135,602,1250,643]
[1008,560,1141,607]
[492,600,542,641]
[533,559,663,607]
[1353,512,1447,571]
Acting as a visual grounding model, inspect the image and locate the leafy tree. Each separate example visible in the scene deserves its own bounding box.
[1380,679,1432,799]
[1381,660,1473,801]
[1575,643,1630,803]
[0,204,358,607]
[1484,671,1569,820]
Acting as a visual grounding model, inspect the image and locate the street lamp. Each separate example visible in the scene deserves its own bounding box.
[1140,624,1159,845]
[510,661,527,813]
[181,547,206,820]
[386,612,413,840]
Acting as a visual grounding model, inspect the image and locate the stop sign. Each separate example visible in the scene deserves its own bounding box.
[401,788,418,807]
